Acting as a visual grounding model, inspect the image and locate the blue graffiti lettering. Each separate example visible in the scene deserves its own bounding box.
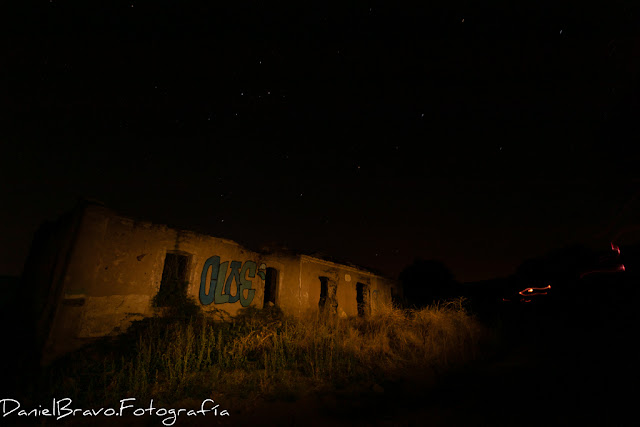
[199,256,220,306]
[239,261,257,307]
[214,261,230,304]
[224,261,242,303]
[199,256,258,306]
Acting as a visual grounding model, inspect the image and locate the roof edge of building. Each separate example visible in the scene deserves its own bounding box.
[68,201,380,272]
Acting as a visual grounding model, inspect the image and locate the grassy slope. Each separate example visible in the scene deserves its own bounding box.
[31,298,493,414]
[10,270,636,426]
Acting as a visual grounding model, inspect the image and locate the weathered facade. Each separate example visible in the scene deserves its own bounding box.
[22,200,400,363]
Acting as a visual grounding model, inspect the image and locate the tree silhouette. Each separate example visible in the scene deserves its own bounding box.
[399,258,458,307]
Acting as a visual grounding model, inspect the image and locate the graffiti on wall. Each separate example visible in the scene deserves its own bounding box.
[257,263,267,280]
[199,256,260,307]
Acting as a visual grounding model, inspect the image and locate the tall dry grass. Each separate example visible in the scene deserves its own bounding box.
[44,297,493,406]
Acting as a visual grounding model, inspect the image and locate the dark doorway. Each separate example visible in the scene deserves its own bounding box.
[154,252,189,307]
[391,287,399,307]
[356,282,370,317]
[319,276,329,311]
[319,276,337,314]
[263,267,278,307]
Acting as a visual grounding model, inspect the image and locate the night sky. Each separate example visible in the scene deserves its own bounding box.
[2,2,639,282]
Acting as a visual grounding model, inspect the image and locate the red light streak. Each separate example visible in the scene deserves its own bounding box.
[611,242,620,255]
[518,285,551,296]
[579,264,625,278]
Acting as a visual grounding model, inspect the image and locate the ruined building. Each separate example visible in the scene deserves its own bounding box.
[22,200,400,363]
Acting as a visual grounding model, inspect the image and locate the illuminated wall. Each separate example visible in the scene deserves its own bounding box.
[26,201,398,364]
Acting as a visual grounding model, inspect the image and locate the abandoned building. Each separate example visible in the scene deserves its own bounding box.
[21,199,400,363]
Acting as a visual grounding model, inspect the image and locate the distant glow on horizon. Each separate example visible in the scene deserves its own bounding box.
[580,264,625,278]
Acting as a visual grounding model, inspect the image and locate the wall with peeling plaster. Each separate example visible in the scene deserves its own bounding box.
[24,200,399,363]
[299,256,397,318]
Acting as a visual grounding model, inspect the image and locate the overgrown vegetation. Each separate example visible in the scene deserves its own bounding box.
[39,297,494,408]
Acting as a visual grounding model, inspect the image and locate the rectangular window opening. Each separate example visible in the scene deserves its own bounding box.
[391,287,399,307]
[155,252,190,307]
[264,267,278,307]
[319,276,337,314]
[357,282,370,317]
[319,276,329,311]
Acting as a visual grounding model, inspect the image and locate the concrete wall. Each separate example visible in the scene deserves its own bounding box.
[37,202,398,362]
[299,255,397,317]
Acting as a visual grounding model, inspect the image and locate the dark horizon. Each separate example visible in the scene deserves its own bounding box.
[3,2,639,283]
